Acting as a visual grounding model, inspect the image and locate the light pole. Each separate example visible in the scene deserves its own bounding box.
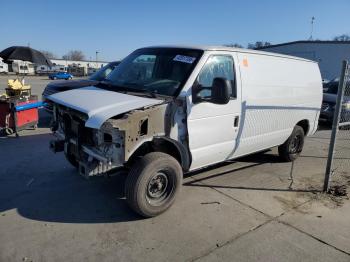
[309,16,315,40]
[95,51,99,68]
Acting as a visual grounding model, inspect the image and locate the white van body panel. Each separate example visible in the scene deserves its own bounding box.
[186,49,322,170]
[232,52,322,157]
[185,51,242,169]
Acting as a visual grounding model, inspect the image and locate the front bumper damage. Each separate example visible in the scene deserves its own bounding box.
[49,109,125,178]
[49,99,178,178]
[50,137,121,177]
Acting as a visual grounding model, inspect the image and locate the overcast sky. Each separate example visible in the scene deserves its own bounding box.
[1,0,349,61]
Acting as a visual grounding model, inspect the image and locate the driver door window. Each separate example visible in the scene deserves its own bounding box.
[196,55,236,99]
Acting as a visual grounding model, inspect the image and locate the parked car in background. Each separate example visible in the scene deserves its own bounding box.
[320,80,350,124]
[49,72,73,80]
[42,61,120,111]
[47,46,322,217]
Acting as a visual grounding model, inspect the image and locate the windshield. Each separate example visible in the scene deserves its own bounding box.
[89,62,120,81]
[105,48,203,97]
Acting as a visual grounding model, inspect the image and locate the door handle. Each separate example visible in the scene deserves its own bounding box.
[234,116,239,127]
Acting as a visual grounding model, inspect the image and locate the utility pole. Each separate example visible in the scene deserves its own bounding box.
[95,51,99,68]
[309,16,315,40]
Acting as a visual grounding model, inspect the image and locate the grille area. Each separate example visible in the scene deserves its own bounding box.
[59,112,94,146]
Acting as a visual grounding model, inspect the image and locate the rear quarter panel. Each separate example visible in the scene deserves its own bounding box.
[234,52,322,157]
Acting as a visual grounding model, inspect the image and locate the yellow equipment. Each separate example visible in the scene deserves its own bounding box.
[0,79,32,100]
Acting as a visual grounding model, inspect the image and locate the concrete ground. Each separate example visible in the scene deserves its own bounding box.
[0,75,349,262]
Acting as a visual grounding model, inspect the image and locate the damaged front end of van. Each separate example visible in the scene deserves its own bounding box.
[48,86,189,178]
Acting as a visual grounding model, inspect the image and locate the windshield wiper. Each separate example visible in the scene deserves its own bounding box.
[98,81,166,99]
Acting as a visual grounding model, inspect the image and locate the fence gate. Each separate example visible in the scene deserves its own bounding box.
[324,60,350,192]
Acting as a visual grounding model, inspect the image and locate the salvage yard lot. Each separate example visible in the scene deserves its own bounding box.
[0,75,84,100]
[0,75,349,261]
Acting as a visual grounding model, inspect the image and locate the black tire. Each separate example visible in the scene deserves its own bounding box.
[64,152,79,168]
[278,125,304,162]
[125,152,183,217]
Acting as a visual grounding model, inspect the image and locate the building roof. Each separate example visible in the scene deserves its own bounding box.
[256,40,350,50]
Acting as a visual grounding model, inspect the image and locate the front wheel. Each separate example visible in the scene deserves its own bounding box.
[278,125,304,162]
[64,152,79,168]
[125,152,183,217]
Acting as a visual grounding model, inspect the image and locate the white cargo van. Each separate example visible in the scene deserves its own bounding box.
[48,46,322,217]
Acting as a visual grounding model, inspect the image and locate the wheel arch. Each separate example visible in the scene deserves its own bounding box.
[296,119,310,136]
[127,137,191,171]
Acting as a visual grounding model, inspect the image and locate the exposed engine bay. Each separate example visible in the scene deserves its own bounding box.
[49,99,189,178]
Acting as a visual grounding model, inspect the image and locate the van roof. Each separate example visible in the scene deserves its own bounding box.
[143,45,317,63]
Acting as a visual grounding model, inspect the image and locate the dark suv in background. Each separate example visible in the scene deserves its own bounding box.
[320,80,350,124]
[42,61,120,111]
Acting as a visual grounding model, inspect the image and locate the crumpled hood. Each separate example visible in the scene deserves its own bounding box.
[48,86,164,129]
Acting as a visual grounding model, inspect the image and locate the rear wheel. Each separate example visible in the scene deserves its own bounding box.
[278,125,304,162]
[125,152,182,217]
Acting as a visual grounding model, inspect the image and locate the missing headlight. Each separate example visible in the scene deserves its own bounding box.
[104,133,113,143]
[139,119,148,136]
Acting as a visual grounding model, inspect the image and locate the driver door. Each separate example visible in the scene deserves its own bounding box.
[187,52,241,170]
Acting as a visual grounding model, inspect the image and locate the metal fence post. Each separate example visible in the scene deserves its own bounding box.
[323,60,348,192]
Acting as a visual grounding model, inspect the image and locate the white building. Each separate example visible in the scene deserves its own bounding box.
[257,41,350,80]
[50,58,108,69]
[36,59,111,76]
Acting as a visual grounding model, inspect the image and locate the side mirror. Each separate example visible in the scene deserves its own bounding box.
[211,77,231,104]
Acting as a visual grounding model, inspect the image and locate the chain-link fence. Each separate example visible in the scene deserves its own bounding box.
[324,60,350,193]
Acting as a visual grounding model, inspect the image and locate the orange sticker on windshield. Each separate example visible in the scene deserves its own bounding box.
[242,58,249,67]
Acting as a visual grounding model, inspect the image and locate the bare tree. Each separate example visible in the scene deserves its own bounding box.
[41,50,56,59]
[247,41,271,49]
[224,43,243,48]
[333,34,350,41]
[62,50,86,60]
